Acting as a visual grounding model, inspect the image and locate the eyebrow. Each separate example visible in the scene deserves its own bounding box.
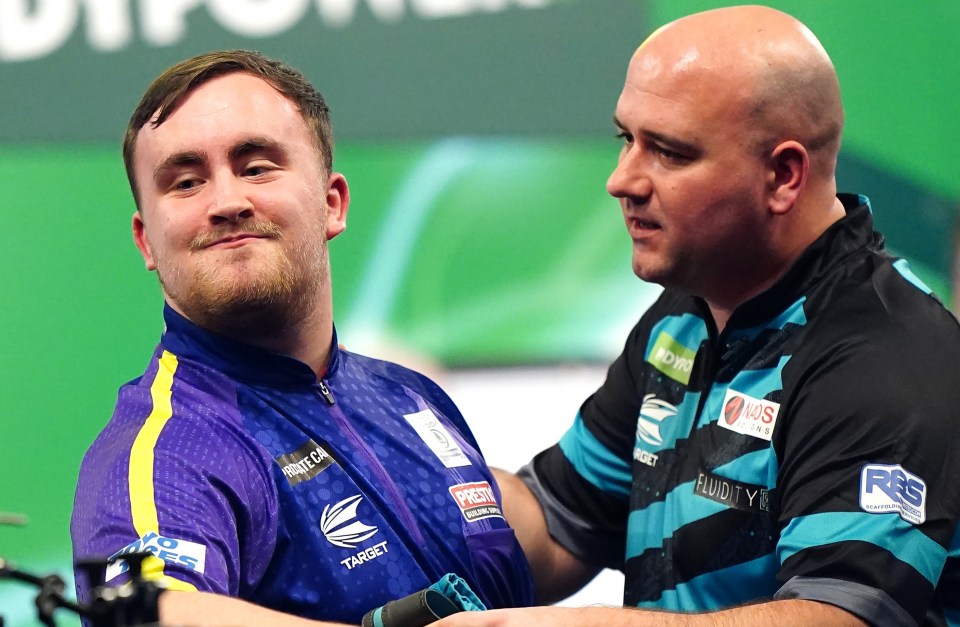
[644,130,700,155]
[153,150,207,183]
[229,137,286,162]
[613,115,700,155]
[152,137,289,184]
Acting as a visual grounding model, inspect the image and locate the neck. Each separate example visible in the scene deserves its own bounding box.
[705,194,847,334]
[242,306,334,380]
[168,291,335,381]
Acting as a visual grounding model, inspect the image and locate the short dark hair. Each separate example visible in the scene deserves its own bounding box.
[122,50,333,209]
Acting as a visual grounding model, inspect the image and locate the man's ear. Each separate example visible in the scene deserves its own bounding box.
[325,172,349,240]
[768,140,809,215]
[132,211,157,271]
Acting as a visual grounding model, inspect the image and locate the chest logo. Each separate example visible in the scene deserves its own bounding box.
[449,481,504,522]
[636,394,678,447]
[717,389,780,441]
[693,469,771,513]
[634,394,679,468]
[404,409,472,468]
[275,439,335,486]
[320,495,379,549]
[647,331,696,385]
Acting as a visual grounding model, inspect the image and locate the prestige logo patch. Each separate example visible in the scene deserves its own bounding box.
[105,532,206,582]
[860,464,927,524]
[449,481,503,522]
[647,331,696,385]
[717,389,780,441]
[275,439,335,486]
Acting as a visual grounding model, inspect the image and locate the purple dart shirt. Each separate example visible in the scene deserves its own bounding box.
[72,305,533,623]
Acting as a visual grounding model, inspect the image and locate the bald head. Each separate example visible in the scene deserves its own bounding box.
[634,5,844,179]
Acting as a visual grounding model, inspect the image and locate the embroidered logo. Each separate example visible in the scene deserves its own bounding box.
[636,394,679,447]
[693,469,771,513]
[320,495,379,549]
[633,394,679,468]
[105,532,206,582]
[449,481,503,522]
[404,409,471,468]
[860,464,926,525]
[275,439,335,486]
[717,389,780,441]
[647,331,696,385]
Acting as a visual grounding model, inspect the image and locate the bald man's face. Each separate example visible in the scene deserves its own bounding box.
[607,45,773,299]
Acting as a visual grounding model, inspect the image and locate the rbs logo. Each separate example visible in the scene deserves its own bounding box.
[859,464,927,525]
[105,531,207,582]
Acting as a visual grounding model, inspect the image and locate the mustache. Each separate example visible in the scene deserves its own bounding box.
[189,221,283,251]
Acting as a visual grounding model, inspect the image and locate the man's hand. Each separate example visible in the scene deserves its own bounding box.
[160,590,354,626]
[433,600,868,627]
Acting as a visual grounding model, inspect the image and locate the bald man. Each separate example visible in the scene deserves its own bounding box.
[437,6,960,627]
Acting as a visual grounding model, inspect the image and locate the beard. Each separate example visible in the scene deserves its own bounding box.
[157,219,328,341]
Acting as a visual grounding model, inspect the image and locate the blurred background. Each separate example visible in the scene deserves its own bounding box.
[1,0,958,624]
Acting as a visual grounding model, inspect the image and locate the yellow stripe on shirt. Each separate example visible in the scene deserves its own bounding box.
[127,350,197,591]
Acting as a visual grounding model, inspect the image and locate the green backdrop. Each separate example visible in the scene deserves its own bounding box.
[1,1,957,624]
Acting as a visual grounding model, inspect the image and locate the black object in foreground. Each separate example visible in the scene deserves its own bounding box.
[362,588,461,627]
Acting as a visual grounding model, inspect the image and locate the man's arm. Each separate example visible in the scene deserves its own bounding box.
[491,468,599,604]
[434,599,867,626]
[160,591,353,626]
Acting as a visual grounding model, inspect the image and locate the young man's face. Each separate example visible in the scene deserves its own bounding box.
[131,72,347,331]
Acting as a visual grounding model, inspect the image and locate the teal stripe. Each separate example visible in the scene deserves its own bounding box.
[694,383,730,430]
[642,389,700,453]
[626,479,726,559]
[729,297,807,342]
[637,553,780,610]
[372,606,385,627]
[626,450,777,560]
[894,258,933,294]
[645,313,709,362]
[714,448,777,489]
[559,412,631,498]
[724,356,789,407]
[779,511,946,584]
[944,607,960,627]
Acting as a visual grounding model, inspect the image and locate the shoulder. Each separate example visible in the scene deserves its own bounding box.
[795,254,960,385]
[778,257,960,452]
[86,348,271,482]
[341,349,467,426]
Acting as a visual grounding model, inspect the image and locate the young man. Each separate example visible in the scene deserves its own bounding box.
[439,6,960,627]
[71,51,533,626]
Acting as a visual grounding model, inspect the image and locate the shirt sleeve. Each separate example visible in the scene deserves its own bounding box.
[71,354,278,601]
[771,300,960,626]
[519,318,654,569]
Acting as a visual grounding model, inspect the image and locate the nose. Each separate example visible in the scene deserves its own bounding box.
[209,174,254,225]
[606,146,652,202]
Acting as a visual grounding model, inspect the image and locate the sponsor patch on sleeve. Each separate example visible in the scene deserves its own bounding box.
[404,409,471,468]
[105,532,207,582]
[449,481,504,522]
[859,464,926,524]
